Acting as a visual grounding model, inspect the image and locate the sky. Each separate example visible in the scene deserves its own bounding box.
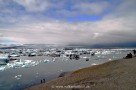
[0,0,136,47]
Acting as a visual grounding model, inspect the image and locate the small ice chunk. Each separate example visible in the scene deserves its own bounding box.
[82,57,87,59]
[14,75,22,80]
[101,51,111,55]
[0,66,5,71]
[53,59,55,62]
[43,60,50,63]
[109,58,112,61]
[0,59,49,71]
[91,63,97,66]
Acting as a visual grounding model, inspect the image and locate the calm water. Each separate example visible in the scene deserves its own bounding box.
[0,48,133,90]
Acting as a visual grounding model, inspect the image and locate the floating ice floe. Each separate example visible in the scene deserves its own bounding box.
[0,54,10,64]
[14,75,22,80]
[43,59,50,63]
[101,51,112,55]
[0,66,5,71]
[91,63,97,66]
[0,58,54,71]
[0,59,42,71]
[95,50,114,55]
[109,58,112,61]
[82,57,87,59]
[53,59,55,62]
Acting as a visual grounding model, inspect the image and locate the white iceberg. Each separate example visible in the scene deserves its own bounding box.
[43,59,50,63]
[0,59,43,71]
[14,75,22,80]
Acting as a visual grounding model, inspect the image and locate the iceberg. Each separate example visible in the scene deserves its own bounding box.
[0,59,42,71]
[43,59,50,63]
[14,75,22,80]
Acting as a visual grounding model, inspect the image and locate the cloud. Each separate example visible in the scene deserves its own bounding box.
[0,0,136,47]
[13,0,50,12]
[73,1,110,15]
[50,0,111,18]
[1,14,136,45]
[0,0,112,24]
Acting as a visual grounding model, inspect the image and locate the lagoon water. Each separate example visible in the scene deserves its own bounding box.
[0,48,133,90]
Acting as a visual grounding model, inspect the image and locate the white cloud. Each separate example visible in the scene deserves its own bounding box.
[0,0,136,46]
[13,0,50,12]
[54,1,110,17]
[73,1,110,15]
[1,13,136,45]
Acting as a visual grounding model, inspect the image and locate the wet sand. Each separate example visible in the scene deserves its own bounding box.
[26,57,136,90]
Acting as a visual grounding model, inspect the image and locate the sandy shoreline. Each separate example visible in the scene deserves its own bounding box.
[25,57,136,90]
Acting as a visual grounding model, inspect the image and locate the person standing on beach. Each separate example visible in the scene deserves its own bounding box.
[43,79,45,83]
[41,79,46,83]
[133,50,136,56]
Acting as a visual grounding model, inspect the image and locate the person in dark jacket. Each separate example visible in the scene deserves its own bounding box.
[133,49,136,56]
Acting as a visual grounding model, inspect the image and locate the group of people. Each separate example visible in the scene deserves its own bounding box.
[125,49,136,59]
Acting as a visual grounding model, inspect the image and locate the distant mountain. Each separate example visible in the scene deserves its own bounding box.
[0,44,23,49]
